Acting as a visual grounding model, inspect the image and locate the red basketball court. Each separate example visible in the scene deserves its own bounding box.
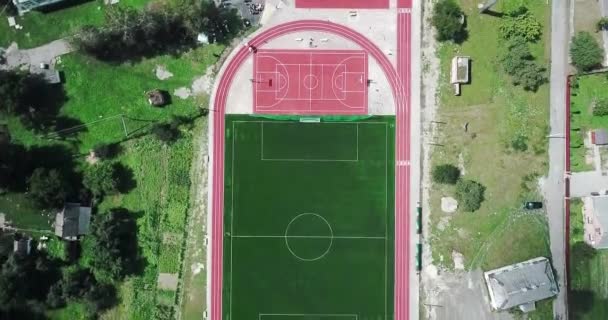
[253,49,368,115]
[296,0,389,9]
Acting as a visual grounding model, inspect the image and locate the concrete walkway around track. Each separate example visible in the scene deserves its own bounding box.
[207,19,413,320]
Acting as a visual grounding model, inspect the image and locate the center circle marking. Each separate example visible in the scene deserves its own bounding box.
[284,213,333,261]
[303,74,319,90]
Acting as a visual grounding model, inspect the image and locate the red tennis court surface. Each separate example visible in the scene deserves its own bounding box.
[296,0,389,9]
[253,49,368,115]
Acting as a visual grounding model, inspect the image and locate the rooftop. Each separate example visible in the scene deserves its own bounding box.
[484,257,558,312]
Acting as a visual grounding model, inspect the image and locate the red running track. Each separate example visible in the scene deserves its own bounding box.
[296,0,389,9]
[396,11,412,320]
[210,20,411,320]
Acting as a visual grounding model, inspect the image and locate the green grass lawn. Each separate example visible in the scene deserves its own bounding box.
[570,74,608,172]
[223,116,395,319]
[0,192,53,231]
[569,199,608,319]
[429,0,552,305]
[428,3,553,317]
[0,0,153,49]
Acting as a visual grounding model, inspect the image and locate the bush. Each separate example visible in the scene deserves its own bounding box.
[570,32,604,72]
[432,164,460,184]
[83,162,119,198]
[455,179,485,212]
[431,0,467,43]
[152,123,180,144]
[511,134,528,152]
[597,17,608,31]
[501,38,546,91]
[593,98,608,116]
[27,168,67,208]
[92,143,121,160]
[499,8,542,42]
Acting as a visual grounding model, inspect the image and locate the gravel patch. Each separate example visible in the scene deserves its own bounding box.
[155,65,174,80]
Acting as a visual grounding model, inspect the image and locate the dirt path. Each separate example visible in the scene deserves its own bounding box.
[1,39,73,70]
[176,118,210,320]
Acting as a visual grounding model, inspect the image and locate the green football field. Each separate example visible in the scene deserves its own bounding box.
[223,115,395,320]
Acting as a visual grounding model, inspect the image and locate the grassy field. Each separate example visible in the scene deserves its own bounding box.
[0,42,223,318]
[430,0,551,270]
[428,3,553,317]
[0,0,151,49]
[223,116,395,319]
[570,74,608,172]
[569,199,608,319]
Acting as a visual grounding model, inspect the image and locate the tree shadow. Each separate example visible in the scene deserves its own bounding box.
[19,76,68,133]
[453,28,469,45]
[27,144,82,199]
[109,208,146,276]
[113,163,136,194]
[569,290,598,319]
[34,0,94,13]
[482,10,505,18]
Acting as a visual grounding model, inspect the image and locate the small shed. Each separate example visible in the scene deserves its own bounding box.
[592,129,608,145]
[55,203,92,241]
[13,237,31,255]
[450,56,471,96]
[146,89,167,107]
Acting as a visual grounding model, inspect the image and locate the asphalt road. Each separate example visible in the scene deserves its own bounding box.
[601,0,608,63]
[215,0,264,26]
[545,0,569,318]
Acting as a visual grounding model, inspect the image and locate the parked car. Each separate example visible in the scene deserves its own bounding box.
[523,201,543,210]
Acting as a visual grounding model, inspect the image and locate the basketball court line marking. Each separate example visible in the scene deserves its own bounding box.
[229,120,390,320]
[254,50,367,112]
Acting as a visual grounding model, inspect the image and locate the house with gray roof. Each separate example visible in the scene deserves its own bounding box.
[484,257,558,313]
[582,196,608,249]
[54,202,91,240]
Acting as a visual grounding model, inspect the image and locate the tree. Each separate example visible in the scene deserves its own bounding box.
[593,98,608,116]
[0,70,66,131]
[83,161,119,198]
[431,0,467,43]
[512,60,547,91]
[432,164,460,184]
[570,32,604,72]
[27,168,67,208]
[86,208,139,281]
[499,8,542,42]
[501,38,546,91]
[0,70,25,116]
[597,17,608,31]
[455,179,485,212]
